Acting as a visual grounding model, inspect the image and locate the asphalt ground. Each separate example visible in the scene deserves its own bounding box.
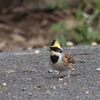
[0,45,100,100]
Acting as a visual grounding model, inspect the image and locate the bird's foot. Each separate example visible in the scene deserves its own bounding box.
[53,75,60,78]
[64,75,71,78]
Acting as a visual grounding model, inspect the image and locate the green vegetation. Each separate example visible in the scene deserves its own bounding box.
[72,23,100,44]
[49,22,67,46]
[49,0,100,46]
[49,0,70,9]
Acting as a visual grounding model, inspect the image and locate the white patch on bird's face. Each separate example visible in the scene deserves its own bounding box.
[50,51,62,56]
[54,52,62,57]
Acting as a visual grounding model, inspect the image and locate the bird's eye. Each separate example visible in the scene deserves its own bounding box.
[50,47,62,53]
[56,48,62,53]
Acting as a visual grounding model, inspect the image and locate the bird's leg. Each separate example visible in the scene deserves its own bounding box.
[55,71,61,78]
[67,69,72,77]
[65,69,72,78]
[57,71,61,77]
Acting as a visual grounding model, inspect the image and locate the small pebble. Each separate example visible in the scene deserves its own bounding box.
[64,82,67,85]
[34,50,40,54]
[91,42,98,45]
[54,71,58,73]
[71,68,75,71]
[21,88,27,91]
[86,91,89,94]
[53,86,56,89]
[13,96,18,99]
[29,86,37,89]
[59,78,63,81]
[96,68,100,71]
[48,69,53,73]
[50,86,56,90]
[43,46,47,49]
[7,70,15,73]
[76,96,79,99]
[66,41,73,46]
[46,90,51,94]
[2,83,7,87]
[27,47,32,50]
[28,93,32,96]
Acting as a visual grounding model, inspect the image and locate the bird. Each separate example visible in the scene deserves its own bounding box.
[48,39,85,78]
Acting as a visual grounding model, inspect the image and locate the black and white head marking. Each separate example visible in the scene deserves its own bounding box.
[50,47,63,53]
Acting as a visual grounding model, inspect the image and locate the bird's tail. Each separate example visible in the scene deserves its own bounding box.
[76,61,85,63]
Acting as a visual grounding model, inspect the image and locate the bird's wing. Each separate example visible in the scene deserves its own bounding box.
[62,54,76,66]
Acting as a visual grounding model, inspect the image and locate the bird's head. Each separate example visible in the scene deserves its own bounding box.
[49,39,63,55]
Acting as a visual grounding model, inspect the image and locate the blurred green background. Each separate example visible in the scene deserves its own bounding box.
[0,0,100,50]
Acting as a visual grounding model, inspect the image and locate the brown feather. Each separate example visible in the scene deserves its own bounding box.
[62,54,76,67]
[64,54,76,63]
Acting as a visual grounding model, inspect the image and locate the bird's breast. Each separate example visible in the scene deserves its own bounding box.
[50,55,59,63]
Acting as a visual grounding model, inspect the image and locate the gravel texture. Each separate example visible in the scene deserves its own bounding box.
[0,45,100,100]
